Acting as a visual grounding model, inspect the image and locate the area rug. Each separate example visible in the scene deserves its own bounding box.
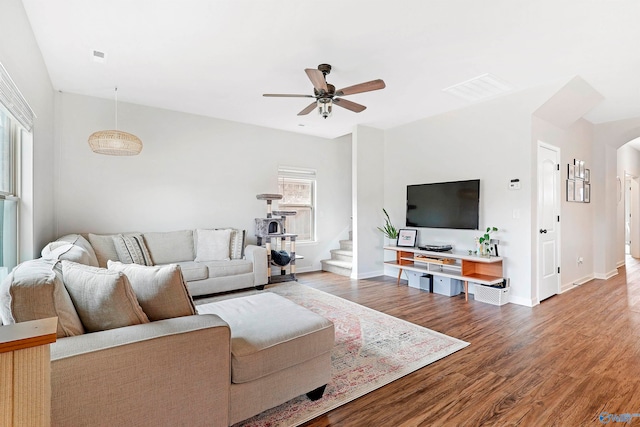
[195,282,469,427]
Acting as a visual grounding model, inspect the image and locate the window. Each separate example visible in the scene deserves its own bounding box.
[0,62,32,278]
[277,167,316,242]
[0,106,19,276]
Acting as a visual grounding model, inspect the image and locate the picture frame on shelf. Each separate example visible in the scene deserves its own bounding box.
[567,180,575,202]
[397,229,418,247]
[585,183,591,203]
[568,164,575,180]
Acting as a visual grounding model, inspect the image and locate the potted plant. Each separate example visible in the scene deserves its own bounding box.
[478,227,498,256]
[377,208,399,241]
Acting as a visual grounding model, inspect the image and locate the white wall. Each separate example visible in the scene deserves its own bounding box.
[54,92,352,272]
[533,117,594,290]
[616,144,640,265]
[594,116,640,279]
[0,0,56,258]
[352,125,385,279]
[382,88,556,306]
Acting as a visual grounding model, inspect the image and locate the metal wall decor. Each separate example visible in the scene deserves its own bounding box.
[566,159,590,203]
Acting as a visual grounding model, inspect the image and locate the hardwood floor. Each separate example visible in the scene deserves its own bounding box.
[295,258,640,426]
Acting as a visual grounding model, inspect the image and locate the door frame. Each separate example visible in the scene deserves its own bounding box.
[536,141,561,304]
[625,172,640,258]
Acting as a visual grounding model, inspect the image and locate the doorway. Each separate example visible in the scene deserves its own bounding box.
[537,142,561,302]
[625,173,640,258]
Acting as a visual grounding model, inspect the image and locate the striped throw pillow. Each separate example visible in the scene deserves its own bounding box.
[112,234,153,266]
[216,228,245,259]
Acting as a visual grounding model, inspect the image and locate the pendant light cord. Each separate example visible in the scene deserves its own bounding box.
[115,86,118,130]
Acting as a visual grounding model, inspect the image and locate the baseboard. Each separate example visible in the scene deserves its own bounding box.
[594,269,619,280]
[617,259,626,268]
[356,270,385,280]
[508,295,537,307]
[560,274,594,293]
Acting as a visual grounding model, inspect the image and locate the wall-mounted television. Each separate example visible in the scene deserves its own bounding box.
[406,179,480,230]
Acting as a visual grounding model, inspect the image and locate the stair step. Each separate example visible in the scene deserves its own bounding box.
[321,259,352,277]
[330,249,353,262]
[339,240,353,251]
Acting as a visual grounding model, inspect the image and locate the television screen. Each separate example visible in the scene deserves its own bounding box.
[406,179,480,230]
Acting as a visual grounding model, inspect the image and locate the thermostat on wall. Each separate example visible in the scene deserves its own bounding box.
[509,179,521,190]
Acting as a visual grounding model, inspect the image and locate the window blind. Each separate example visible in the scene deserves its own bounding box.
[0,62,35,131]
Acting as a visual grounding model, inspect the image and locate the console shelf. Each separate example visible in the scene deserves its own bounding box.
[384,245,504,301]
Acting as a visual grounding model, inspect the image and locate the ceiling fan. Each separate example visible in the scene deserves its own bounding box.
[263,64,386,119]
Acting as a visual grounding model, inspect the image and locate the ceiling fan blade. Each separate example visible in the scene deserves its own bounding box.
[335,79,386,97]
[334,98,366,113]
[297,102,318,116]
[305,69,328,93]
[263,93,314,98]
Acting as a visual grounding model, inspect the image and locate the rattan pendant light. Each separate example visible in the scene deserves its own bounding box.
[88,87,142,156]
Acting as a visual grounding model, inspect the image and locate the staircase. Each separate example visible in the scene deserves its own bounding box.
[321,239,353,277]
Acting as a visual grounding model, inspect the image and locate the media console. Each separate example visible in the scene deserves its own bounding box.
[384,245,504,301]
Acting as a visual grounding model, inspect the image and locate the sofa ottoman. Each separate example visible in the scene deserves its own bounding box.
[197,292,334,424]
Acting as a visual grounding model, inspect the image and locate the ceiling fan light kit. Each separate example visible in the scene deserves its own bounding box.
[88,87,143,156]
[263,63,385,119]
[317,98,333,119]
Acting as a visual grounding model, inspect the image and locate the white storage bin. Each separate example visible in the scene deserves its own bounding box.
[433,276,462,297]
[406,271,424,289]
[474,284,510,306]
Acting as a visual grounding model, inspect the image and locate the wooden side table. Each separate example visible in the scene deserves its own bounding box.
[0,317,57,427]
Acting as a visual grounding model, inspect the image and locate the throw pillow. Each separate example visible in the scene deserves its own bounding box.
[41,241,97,267]
[0,259,84,338]
[194,229,231,262]
[216,228,246,260]
[112,234,153,266]
[88,233,120,268]
[61,260,149,332]
[107,261,195,321]
[41,234,100,267]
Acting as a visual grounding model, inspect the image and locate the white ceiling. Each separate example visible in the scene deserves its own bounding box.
[20,0,640,139]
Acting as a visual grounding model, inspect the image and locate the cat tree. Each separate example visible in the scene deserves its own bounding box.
[255,194,298,283]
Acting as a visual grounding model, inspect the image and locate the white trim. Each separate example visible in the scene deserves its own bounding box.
[594,269,619,280]
[560,273,594,293]
[357,270,385,280]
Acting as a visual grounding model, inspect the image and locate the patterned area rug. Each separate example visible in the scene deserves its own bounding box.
[195,282,469,427]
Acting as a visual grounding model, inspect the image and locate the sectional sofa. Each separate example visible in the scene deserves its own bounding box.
[43,229,269,296]
[0,230,335,426]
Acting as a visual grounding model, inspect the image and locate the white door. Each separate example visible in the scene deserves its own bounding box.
[537,143,560,302]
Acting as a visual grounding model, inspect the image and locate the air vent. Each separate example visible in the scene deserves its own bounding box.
[443,73,513,102]
[91,50,106,63]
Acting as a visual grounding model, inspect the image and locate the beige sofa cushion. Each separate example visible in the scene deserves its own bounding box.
[143,230,195,264]
[195,229,231,261]
[197,293,334,384]
[62,260,149,332]
[108,261,195,321]
[0,259,85,337]
[175,261,209,282]
[200,259,253,279]
[88,233,121,268]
